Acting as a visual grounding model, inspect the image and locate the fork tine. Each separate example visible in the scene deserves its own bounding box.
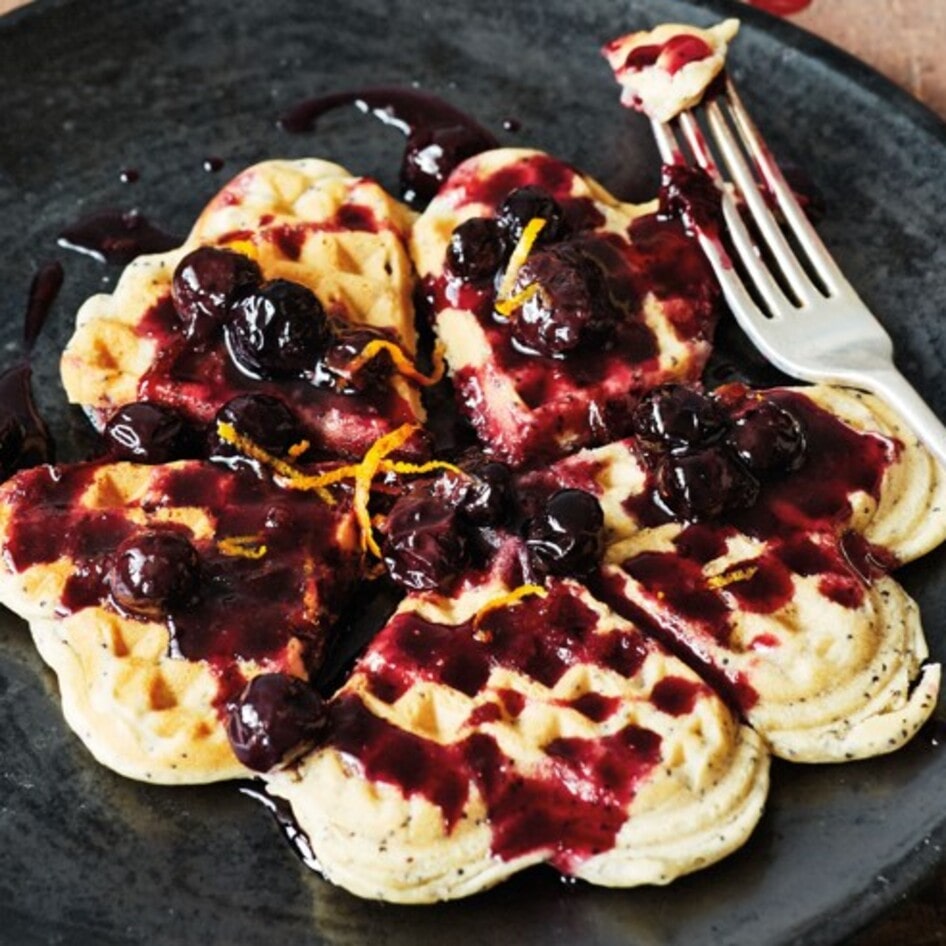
[650,117,786,335]
[676,112,794,318]
[723,79,849,296]
[703,100,823,309]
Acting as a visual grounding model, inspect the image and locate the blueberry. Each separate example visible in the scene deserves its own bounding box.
[103,402,195,464]
[0,409,26,480]
[226,673,328,772]
[172,246,262,339]
[208,394,302,460]
[655,447,759,521]
[225,279,332,379]
[445,218,506,283]
[456,458,514,528]
[525,489,604,578]
[318,325,394,393]
[382,490,468,591]
[107,530,199,619]
[727,399,807,475]
[497,186,568,246]
[631,385,728,453]
[509,243,612,357]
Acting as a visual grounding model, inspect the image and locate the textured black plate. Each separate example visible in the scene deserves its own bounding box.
[2,1,946,943]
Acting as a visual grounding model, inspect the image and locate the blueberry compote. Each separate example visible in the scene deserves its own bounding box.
[227,673,329,772]
[104,402,198,464]
[598,385,899,712]
[0,262,62,481]
[1,461,361,706]
[331,581,668,868]
[422,153,720,464]
[57,209,181,264]
[278,87,500,207]
[135,250,418,461]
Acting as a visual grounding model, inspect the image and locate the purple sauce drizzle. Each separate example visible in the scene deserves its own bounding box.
[279,86,500,206]
[57,209,181,264]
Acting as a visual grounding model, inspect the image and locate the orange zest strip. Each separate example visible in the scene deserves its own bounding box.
[215,422,336,505]
[496,217,546,302]
[353,423,420,558]
[473,584,548,629]
[494,282,539,319]
[222,238,259,259]
[342,339,446,387]
[707,566,758,590]
[217,535,268,560]
[379,459,463,477]
[288,439,310,459]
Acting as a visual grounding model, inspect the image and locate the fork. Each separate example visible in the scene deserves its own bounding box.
[649,76,946,471]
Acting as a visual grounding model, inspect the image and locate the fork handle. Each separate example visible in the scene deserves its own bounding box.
[857,368,946,472]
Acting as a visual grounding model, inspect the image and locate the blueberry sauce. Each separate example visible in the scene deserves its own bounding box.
[330,581,666,868]
[57,209,181,264]
[136,294,417,462]
[0,262,62,480]
[595,387,898,710]
[422,153,719,465]
[0,461,361,705]
[278,87,500,207]
[622,34,714,75]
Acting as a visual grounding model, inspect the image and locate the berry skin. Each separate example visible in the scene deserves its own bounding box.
[497,186,569,246]
[631,385,728,454]
[382,491,468,592]
[104,402,195,464]
[457,458,514,528]
[727,400,807,475]
[509,243,612,357]
[226,279,332,379]
[172,246,262,340]
[107,530,200,620]
[445,218,506,283]
[525,489,604,578]
[226,673,328,772]
[655,447,759,521]
[208,394,302,461]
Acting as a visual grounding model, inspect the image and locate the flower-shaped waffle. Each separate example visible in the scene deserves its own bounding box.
[61,158,432,461]
[520,384,946,761]
[0,459,361,782]
[411,147,720,466]
[266,570,769,902]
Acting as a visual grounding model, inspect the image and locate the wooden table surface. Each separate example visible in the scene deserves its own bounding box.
[1,0,945,943]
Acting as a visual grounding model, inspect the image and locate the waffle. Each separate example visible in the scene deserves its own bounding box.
[522,384,946,761]
[410,147,720,466]
[61,158,424,460]
[0,459,361,783]
[266,575,769,902]
[602,19,740,122]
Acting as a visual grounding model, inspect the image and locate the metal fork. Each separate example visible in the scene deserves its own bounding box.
[650,76,946,471]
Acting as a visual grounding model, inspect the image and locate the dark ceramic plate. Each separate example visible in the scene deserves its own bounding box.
[2,0,946,943]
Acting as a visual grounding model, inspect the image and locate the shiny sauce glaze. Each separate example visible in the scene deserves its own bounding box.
[621,34,714,75]
[136,294,416,461]
[422,153,719,463]
[328,582,693,868]
[279,87,500,207]
[596,388,897,711]
[0,461,361,706]
[0,262,62,480]
[57,209,181,265]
